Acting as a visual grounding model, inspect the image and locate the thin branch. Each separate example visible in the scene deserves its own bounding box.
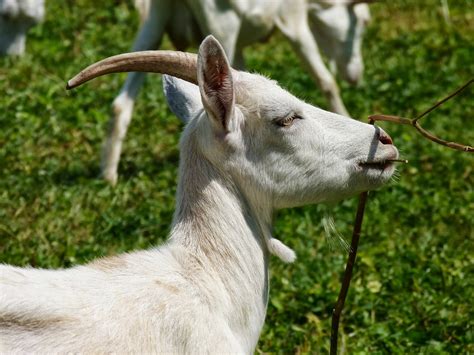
[369,78,474,153]
[414,78,473,122]
[330,191,368,355]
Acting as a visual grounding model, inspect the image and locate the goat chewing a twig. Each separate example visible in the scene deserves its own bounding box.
[1,36,399,353]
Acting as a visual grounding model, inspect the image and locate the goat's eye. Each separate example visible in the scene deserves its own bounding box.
[275,114,302,128]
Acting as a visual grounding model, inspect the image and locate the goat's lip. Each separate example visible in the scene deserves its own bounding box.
[358,152,398,170]
[358,160,394,170]
[358,151,400,171]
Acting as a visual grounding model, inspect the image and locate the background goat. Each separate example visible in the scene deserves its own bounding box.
[0,0,44,55]
[101,0,371,185]
[0,35,398,353]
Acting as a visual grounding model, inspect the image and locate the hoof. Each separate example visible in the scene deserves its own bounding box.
[102,170,118,186]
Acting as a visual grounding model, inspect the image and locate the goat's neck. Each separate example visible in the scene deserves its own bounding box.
[169,134,271,345]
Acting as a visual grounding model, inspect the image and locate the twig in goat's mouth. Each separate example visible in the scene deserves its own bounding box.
[386,159,409,164]
[360,159,408,168]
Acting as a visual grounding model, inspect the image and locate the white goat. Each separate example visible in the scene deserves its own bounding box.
[0,36,398,353]
[102,0,371,184]
[0,0,44,55]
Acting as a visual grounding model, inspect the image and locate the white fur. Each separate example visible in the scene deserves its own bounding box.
[0,36,397,353]
[102,0,371,184]
[0,0,44,55]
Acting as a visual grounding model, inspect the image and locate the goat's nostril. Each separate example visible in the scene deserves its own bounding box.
[379,133,393,145]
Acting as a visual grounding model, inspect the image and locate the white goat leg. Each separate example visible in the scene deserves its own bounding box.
[0,0,44,55]
[102,0,171,184]
[0,0,45,56]
[277,0,349,116]
[186,0,241,64]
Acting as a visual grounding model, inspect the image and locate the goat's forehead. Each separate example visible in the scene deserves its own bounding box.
[235,72,301,117]
[235,72,279,92]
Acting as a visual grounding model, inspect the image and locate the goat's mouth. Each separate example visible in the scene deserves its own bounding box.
[358,147,401,172]
[353,148,401,188]
[358,160,395,170]
[356,158,397,186]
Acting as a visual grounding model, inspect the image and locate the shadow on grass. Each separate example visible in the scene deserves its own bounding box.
[47,161,101,186]
[46,148,180,187]
[118,149,180,181]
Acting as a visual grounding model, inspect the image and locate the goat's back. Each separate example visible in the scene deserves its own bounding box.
[0,247,243,353]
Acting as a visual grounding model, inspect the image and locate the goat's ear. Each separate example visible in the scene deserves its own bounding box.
[163,75,202,124]
[197,35,235,133]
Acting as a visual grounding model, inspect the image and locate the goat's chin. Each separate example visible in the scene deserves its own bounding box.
[356,165,396,191]
[319,168,396,203]
[274,188,362,209]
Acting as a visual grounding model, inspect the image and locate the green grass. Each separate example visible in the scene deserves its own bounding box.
[0,0,473,353]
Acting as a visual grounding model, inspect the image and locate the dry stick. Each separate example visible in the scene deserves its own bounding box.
[330,114,378,354]
[369,78,474,153]
[330,191,368,355]
[330,79,472,354]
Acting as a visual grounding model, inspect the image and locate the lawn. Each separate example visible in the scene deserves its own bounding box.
[0,0,473,353]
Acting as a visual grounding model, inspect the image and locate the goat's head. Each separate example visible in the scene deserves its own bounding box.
[68,36,398,210]
[308,1,371,85]
[0,0,45,55]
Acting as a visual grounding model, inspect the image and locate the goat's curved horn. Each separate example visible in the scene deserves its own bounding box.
[66,51,198,90]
